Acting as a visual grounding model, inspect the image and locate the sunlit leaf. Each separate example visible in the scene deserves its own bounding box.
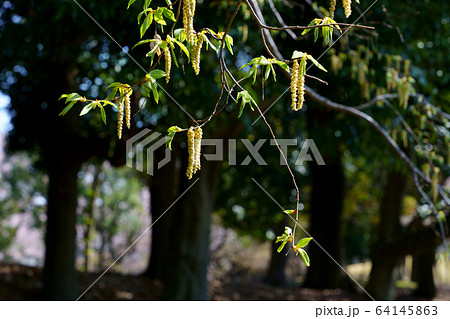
[132,39,153,50]
[100,106,106,124]
[154,8,166,25]
[277,241,287,253]
[225,34,233,55]
[127,0,137,10]
[79,102,95,116]
[292,50,306,60]
[298,248,310,267]
[140,13,154,38]
[307,54,327,72]
[162,7,176,22]
[59,100,76,116]
[296,237,313,248]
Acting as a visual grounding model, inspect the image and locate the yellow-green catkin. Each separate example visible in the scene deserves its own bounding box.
[192,33,204,75]
[329,0,336,18]
[164,47,171,83]
[125,93,131,129]
[193,126,202,173]
[342,0,352,18]
[186,127,195,179]
[183,0,196,46]
[189,0,196,42]
[117,101,124,139]
[295,57,306,111]
[290,59,300,110]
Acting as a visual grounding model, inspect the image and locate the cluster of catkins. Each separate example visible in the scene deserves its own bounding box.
[181,0,203,76]
[117,88,132,139]
[183,0,196,45]
[186,126,203,179]
[329,0,352,19]
[290,57,306,111]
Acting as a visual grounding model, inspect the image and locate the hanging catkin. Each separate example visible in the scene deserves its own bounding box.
[183,0,196,46]
[124,93,131,129]
[117,101,124,139]
[164,46,171,83]
[295,57,306,111]
[329,0,336,18]
[342,0,352,18]
[192,33,204,75]
[290,59,300,110]
[186,127,195,179]
[193,126,202,173]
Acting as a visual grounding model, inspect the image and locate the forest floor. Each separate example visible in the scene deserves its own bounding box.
[1,261,449,301]
[1,223,449,300]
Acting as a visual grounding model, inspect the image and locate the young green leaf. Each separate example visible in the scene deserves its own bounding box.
[270,63,277,81]
[264,65,271,81]
[225,35,234,55]
[127,0,137,9]
[140,13,154,38]
[172,38,190,58]
[154,8,166,25]
[107,82,123,90]
[150,81,159,103]
[283,209,295,215]
[307,54,327,72]
[236,90,256,118]
[106,88,119,101]
[150,69,167,79]
[296,237,313,248]
[132,39,153,50]
[301,19,319,35]
[59,92,82,102]
[277,241,288,253]
[273,60,289,72]
[143,0,152,10]
[59,100,77,116]
[292,50,307,60]
[166,126,182,150]
[162,7,176,22]
[80,102,95,116]
[100,106,106,124]
[169,44,179,68]
[297,248,310,267]
[203,34,218,53]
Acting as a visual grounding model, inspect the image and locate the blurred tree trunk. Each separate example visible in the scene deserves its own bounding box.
[43,114,82,299]
[412,250,436,298]
[303,104,345,289]
[145,145,222,300]
[303,153,345,288]
[366,170,408,300]
[265,217,288,286]
[145,146,181,281]
[83,164,102,272]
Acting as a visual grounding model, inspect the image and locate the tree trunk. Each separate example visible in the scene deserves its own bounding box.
[43,144,81,300]
[265,217,288,286]
[412,250,436,299]
[303,153,345,288]
[366,170,408,300]
[146,144,222,300]
[83,164,102,272]
[145,146,181,281]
